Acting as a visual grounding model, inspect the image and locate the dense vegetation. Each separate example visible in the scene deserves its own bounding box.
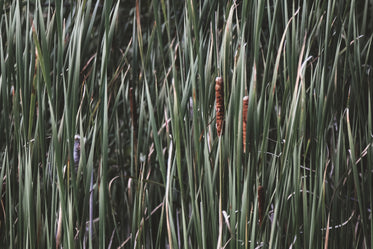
[0,0,372,248]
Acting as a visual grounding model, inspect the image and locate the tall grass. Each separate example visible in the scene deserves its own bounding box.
[0,0,372,248]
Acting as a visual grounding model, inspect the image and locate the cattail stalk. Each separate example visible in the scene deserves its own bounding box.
[215,77,224,136]
[258,185,265,226]
[242,96,249,152]
[56,204,62,249]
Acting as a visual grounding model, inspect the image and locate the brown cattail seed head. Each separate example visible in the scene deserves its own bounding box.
[129,87,139,174]
[243,96,249,152]
[129,87,137,132]
[258,185,265,226]
[215,77,224,136]
[73,135,81,171]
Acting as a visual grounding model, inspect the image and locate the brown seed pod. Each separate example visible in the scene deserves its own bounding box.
[129,87,137,133]
[242,96,249,152]
[73,135,81,171]
[129,87,139,174]
[215,77,224,136]
[258,185,265,226]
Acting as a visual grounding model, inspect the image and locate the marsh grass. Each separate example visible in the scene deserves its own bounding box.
[0,0,372,248]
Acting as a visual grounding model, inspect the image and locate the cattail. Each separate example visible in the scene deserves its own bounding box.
[215,77,224,136]
[242,96,249,152]
[73,135,81,171]
[129,87,137,133]
[258,185,265,226]
[56,204,62,249]
[129,87,138,174]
